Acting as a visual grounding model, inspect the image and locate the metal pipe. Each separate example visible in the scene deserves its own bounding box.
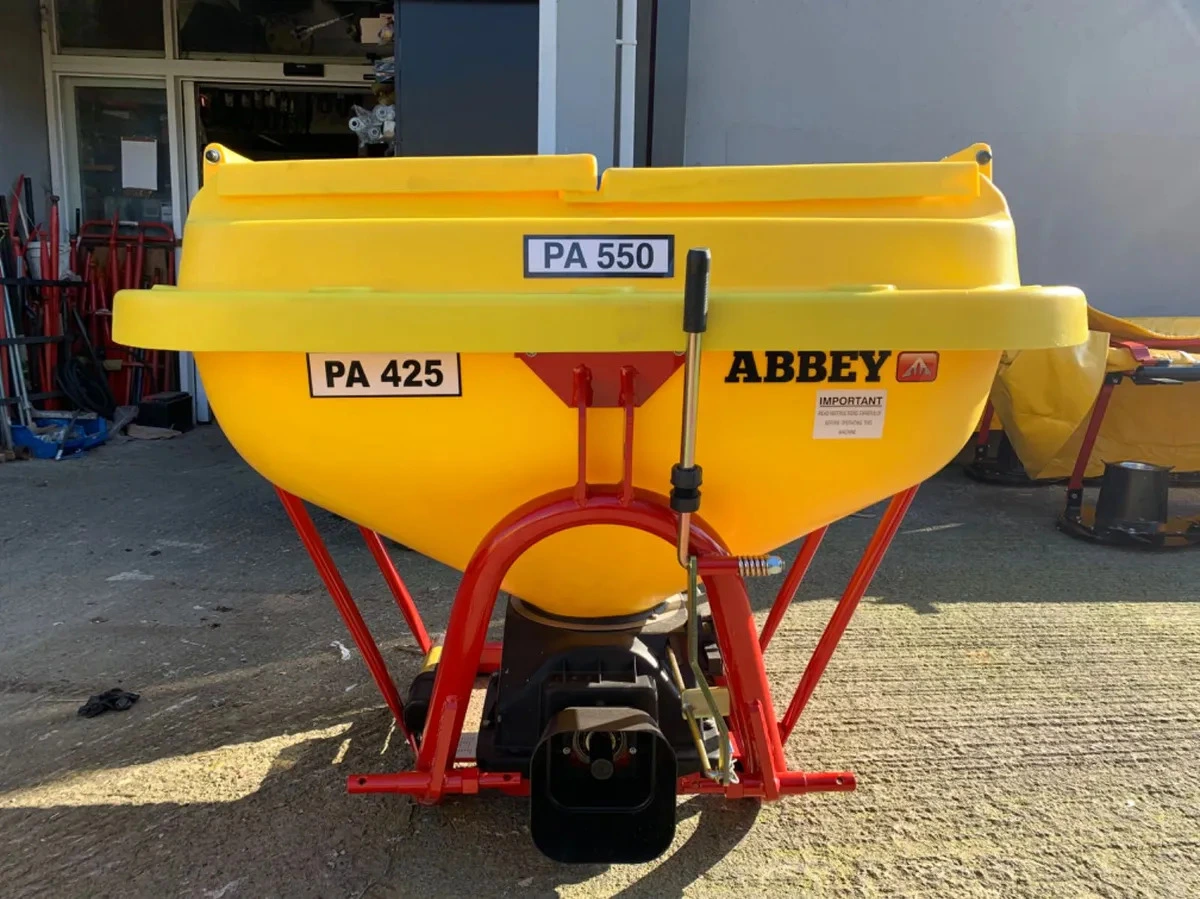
[348,769,528,796]
[665,643,714,779]
[48,197,60,399]
[359,526,433,655]
[679,770,855,796]
[1067,378,1117,494]
[678,332,701,468]
[675,515,692,568]
[686,556,734,784]
[673,248,710,567]
[0,254,33,427]
[0,342,12,451]
[536,0,558,155]
[617,0,638,167]
[759,526,829,651]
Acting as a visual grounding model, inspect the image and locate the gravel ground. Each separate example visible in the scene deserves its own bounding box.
[0,427,1197,898]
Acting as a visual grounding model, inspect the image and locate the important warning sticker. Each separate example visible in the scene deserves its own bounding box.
[813,390,886,439]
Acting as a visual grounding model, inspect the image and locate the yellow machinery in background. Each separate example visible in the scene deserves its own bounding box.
[989,309,1200,480]
[114,143,1086,863]
[973,308,1200,546]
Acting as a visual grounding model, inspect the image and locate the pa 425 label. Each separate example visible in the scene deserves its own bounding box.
[307,354,462,397]
[524,235,674,278]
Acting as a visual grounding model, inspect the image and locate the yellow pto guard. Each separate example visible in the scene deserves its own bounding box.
[116,143,1084,619]
[116,143,1087,863]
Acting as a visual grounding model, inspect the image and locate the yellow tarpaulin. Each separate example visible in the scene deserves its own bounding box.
[989,308,1200,480]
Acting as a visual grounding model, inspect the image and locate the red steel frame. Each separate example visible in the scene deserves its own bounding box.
[276,361,920,806]
[973,401,995,464]
[1064,334,1200,514]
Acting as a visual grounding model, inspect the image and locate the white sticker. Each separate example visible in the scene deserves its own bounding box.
[307,354,461,397]
[524,235,674,278]
[813,390,886,439]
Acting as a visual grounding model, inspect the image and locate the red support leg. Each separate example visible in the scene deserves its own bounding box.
[1066,378,1118,512]
[572,365,592,506]
[424,696,458,803]
[479,642,502,673]
[619,365,636,506]
[779,486,919,743]
[276,488,416,753]
[974,400,994,462]
[359,526,432,655]
[759,525,829,651]
[701,567,788,780]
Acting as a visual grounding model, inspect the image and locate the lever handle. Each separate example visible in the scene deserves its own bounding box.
[682,248,710,334]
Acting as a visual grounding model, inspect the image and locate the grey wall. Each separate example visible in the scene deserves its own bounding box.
[684,0,1200,317]
[556,0,617,170]
[0,0,51,225]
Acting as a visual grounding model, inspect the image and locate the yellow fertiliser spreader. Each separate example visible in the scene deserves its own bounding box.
[115,143,1086,863]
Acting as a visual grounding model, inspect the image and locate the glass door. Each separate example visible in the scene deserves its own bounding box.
[192,83,379,163]
[62,77,175,229]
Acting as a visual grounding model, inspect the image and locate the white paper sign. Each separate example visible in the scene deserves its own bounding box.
[813,390,886,439]
[120,139,158,191]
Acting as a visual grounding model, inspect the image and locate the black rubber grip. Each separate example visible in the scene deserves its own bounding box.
[670,488,701,514]
[670,463,703,491]
[670,464,703,513]
[683,248,710,334]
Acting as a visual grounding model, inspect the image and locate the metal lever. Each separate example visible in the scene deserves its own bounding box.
[667,249,736,786]
[672,248,710,568]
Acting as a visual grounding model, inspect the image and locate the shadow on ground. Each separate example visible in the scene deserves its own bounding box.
[0,703,759,898]
[3,428,1198,896]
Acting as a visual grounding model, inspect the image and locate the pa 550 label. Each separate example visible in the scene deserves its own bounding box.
[524,235,674,278]
[307,354,462,397]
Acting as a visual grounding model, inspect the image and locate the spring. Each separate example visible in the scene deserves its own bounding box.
[735,554,784,577]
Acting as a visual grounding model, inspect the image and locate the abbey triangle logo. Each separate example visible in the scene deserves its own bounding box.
[896,352,939,382]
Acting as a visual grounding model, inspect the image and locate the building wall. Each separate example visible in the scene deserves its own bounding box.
[556,0,618,170]
[0,0,51,225]
[684,0,1200,317]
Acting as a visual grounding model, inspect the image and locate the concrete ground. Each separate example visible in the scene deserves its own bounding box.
[0,427,1197,899]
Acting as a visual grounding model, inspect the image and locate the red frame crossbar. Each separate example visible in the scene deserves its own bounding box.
[276,358,919,805]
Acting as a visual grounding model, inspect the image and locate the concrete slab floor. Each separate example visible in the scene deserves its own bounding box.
[0,426,1197,898]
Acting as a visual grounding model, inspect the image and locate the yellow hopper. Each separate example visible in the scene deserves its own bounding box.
[114,143,1085,863]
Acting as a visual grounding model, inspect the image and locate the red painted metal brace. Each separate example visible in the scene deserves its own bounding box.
[758,525,828,652]
[1066,377,1118,505]
[276,357,919,806]
[974,400,994,462]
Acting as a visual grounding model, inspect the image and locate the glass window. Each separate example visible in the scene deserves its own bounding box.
[195,85,378,161]
[57,0,165,54]
[178,0,381,59]
[74,85,172,224]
